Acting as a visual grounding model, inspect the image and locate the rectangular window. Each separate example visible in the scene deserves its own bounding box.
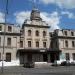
[28,30,31,36]
[72,53,75,60]
[36,41,39,47]
[65,40,68,47]
[56,41,58,48]
[6,53,11,62]
[72,41,75,47]
[7,38,11,46]
[43,42,46,48]
[65,53,70,60]
[0,53,1,61]
[20,41,23,47]
[0,25,2,31]
[28,41,31,47]
[0,37,1,46]
[8,26,12,32]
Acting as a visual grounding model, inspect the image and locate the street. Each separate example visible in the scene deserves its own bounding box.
[0,66,75,75]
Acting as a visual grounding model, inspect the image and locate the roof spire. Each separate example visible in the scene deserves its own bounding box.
[32,0,37,10]
[33,0,36,8]
[30,0,42,21]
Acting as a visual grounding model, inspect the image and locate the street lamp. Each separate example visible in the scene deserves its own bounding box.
[2,0,8,73]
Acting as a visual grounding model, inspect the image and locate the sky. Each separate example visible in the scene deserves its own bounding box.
[0,0,75,31]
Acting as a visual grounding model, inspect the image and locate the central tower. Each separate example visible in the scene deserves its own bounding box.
[19,4,50,64]
[30,7,42,21]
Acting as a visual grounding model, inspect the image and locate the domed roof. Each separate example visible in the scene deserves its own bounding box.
[30,7,42,21]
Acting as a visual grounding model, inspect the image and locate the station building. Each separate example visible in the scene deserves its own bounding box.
[0,8,75,66]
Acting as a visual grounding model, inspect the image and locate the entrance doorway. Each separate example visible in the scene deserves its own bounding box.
[50,53,59,63]
[19,52,24,64]
[19,53,32,64]
[50,53,55,62]
[43,54,48,62]
[27,54,32,62]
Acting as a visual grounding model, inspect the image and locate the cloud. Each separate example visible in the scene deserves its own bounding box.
[14,11,31,25]
[40,11,60,31]
[61,11,75,19]
[14,11,60,31]
[39,0,75,9]
[0,12,5,23]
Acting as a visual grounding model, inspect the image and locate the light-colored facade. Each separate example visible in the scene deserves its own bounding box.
[0,23,20,66]
[0,8,53,66]
[0,8,75,66]
[18,8,51,64]
[52,29,75,62]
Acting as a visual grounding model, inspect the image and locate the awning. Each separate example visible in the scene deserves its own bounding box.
[17,48,61,54]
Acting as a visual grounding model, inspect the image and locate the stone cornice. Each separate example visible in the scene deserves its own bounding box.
[61,48,75,50]
[22,24,50,28]
[58,36,75,39]
[0,32,20,36]
[53,35,75,39]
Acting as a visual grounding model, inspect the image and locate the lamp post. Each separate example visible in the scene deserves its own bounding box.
[2,0,8,73]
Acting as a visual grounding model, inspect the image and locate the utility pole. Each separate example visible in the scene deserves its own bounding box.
[2,0,8,73]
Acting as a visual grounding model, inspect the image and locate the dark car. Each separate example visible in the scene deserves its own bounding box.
[60,61,70,66]
[70,62,75,66]
[23,62,34,68]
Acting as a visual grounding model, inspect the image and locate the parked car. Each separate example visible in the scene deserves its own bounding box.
[60,61,70,66]
[52,60,75,66]
[70,62,75,66]
[23,62,34,68]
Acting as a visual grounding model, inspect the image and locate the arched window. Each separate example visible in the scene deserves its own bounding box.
[43,31,46,37]
[28,30,31,36]
[36,30,39,36]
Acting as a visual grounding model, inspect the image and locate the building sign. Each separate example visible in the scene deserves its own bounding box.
[40,50,45,52]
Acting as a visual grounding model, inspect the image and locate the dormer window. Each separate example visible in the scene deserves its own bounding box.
[64,31,67,36]
[8,26,12,32]
[71,31,74,36]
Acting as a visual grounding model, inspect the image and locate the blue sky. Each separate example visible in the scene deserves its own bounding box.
[0,0,75,30]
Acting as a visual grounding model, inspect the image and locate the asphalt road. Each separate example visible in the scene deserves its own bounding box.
[0,66,75,75]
